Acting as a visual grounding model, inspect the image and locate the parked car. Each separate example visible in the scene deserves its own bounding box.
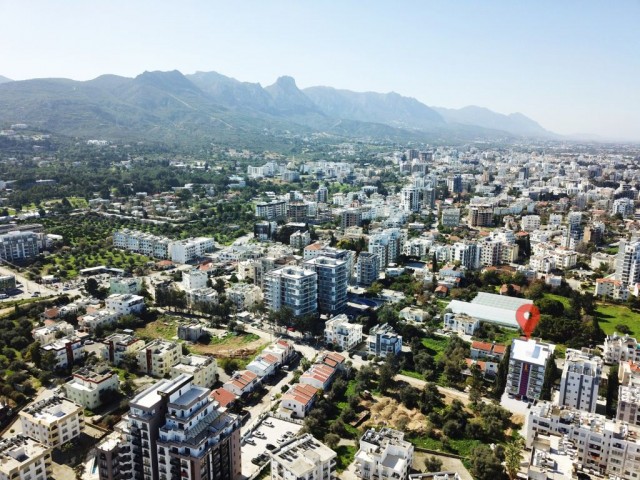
[244,437,255,445]
[266,443,277,451]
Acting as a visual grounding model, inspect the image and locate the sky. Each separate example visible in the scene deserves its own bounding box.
[1,1,639,141]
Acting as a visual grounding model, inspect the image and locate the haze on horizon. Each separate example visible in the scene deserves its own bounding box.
[1,1,638,142]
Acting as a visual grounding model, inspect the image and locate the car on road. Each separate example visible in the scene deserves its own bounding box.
[265,443,277,451]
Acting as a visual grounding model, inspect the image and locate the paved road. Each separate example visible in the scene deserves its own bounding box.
[0,264,58,303]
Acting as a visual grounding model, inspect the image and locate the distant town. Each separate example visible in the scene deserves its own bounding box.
[0,129,639,480]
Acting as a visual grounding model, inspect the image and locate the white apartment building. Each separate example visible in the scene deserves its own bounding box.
[187,287,219,309]
[594,278,629,301]
[355,252,379,286]
[526,401,640,479]
[270,434,336,480]
[559,349,602,413]
[324,314,363,351]
[113,229,215,263]
[354,428,414,480]
[616,240,640,286]
[31,321,75,345]
[263,266,318,317]
[170,354,217,388]
[479,240,503,267]
[443,312,480,335]
[102,333,146,365]
[617,383,640,426]
[262,338,295,366]
[441,208,461,227]
[182,269,208,290]
[255,200,287,220]
[290,230,311,249]
[452,242,481,270]
[368,228,404,270]
[246,352,279,378]
[612,197,635,217]
[109,276,142,295]
[78,309,118,333]
[506,339,555,401]
[136,340,181,377]
[19,396,84,448]
[105,293,145,316]
[304,256,348,314]
[603,333,640,364]
[521,215,541,232]
[64,367,119,410]
[40,336,83,369]
[0,435,52,480]
[368,323,402,358]
[168,237,215,263]
[0,231,43,262]
[226,282,263,310]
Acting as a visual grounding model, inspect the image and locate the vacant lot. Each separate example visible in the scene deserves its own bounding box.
[596,303,640,335]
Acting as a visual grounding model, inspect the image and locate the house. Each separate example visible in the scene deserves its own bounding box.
[210,388,237,408]
[262,338,295,365]
[368,324,402,358]
[246,353,279,378]
[324,314,363,351]
[399,307,427,323]
[470,341,506,361]
[177,322,203,342]
[223,370,260,397]
[280,383,318,419]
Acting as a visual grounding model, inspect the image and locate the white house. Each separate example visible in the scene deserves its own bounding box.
[324,314,363,351]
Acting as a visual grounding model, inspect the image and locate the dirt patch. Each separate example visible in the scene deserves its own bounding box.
[191,334,267,357]
[362,397,427,434]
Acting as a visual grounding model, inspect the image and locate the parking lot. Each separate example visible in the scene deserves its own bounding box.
[240,415,303,478]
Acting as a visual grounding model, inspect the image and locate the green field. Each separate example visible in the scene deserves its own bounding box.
[596,303,640,335]
[543,293,571,308]
[409,435,481,458]
[421,336,449,362]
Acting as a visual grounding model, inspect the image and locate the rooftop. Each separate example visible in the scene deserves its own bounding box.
[271,434,336,476]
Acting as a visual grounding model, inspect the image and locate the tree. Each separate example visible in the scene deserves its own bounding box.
[540,353,558,401]
[324,433,340,449]
[432,253,439,273]
[504,435,525,480]
[121,352,139,373]
[378,363,395,393]
[469,445,507,480]
[493,344,511,399]
[606,365,619,417]
[424,455,443,473]
[27,341,42,367]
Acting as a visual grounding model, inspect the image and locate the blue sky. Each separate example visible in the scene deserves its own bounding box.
[1,1,638,140]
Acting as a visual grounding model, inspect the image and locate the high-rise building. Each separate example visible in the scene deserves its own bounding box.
[355,253,379,286]
[506,339,555,401]
[304,256,348,314]
[615,240,640,285]
[341,209,362,229]
[559,349,602,413]
[263,266,318,317]
[449,174,463,194]
[315,185,328,204]
[0,231,43,262]
[400,186,420,212]
[468,207,493,227]
[99,374,242,480]
[255,200,287,220]
[452,242,481,270]
[368,229,404,270]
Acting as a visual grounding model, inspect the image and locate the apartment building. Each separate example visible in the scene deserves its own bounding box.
[182,269,208,291]
[324,314,363,351]
[109,276,142,295]
[354,428,414,480]
[177,322,203,342]
[105,294,145,316]
[113,229,215,263]
[103,333,146,365]
[19,396,84,448]
[255,200,287,220]
[341,209,363,229]
[262,338,295,366]
[368,229,404,270]
[270,434,336,480]
[355,252,379,286]
[526,401,640,479]
[304,256,348,314]
[136,340,181,378]
[368,323,402,358]
[602,333,640,364]
[0,435,52,480]
[112,374,242,480]
[155,376,242,480]
[443,313,480,335]
[32,321,75,345]
[617,382,640,426]
[468,206,493,227]
[263,266,318,317]
[0,231,43,261]
[226,282,263,310]
[441,208,461,227]
[64,367,119,410]
[506,339,555,401]
[594,278,629,301]
[40,336,84,369]
[170,354,217,388]
[290,230,311,249]
[521,215,541,232]
[558,349,602,413]
[615,240,640,286]
[452,242,481,270]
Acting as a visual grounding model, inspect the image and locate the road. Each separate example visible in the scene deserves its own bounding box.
[395,373,473,405]
[0,263,58,304]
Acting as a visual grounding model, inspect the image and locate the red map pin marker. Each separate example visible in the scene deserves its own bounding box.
[516,304,541,339]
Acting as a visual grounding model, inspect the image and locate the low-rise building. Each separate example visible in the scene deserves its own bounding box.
[443,312,479,335]
[19,396,84,448]
[324,314,363,351]
[32,321,75,345]
[470,341,506,361]
[102,333,146,365]
[0,435,52,480]
[223,370,260,397]
[354,428,414,480]
[136,340,180,377]
[270,434,336,480]
[104,294,145,316]
[177,321,203,342]
[280,383,318,419]
[595,278,630,301]
[109,276,142,295]
[170,354,217,388]
[399,306,428,323]
[64,366,119,410]
[262,338,296,366]
[367,323,402,358]
[40,336,83,369]
[603,333,640,364]
[246,353,279,378]
[226,282,263,310]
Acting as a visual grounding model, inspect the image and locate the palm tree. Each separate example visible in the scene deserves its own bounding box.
[504,434,525,480]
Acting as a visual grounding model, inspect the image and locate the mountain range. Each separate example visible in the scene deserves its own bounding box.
[0,69,556,144]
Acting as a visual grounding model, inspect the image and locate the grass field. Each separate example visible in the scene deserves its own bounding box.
[543,293,571,308]
[596,303,640,335]
[421,336,449,362]
[409,435,482,458]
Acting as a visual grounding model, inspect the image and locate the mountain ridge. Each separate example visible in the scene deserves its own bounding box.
[0,69,555,144]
